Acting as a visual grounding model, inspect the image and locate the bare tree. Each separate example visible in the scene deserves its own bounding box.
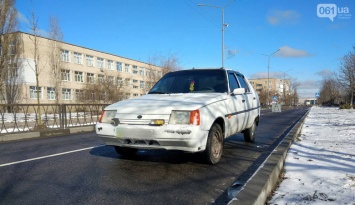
[0,0,23,109]
[145,53,182,91]
[27,9,47,128]
[47,16,63,104]
[289,78,300,106]
[318,77,340,106]
[82,71,124,104]
[337,46,355,106]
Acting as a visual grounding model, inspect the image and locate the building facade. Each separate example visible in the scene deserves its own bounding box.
[5,32,164,104]
[249,78,291,105]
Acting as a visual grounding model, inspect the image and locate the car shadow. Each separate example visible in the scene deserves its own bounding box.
[89,145,204,164]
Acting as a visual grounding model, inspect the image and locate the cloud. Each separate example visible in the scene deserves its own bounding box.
[316,69,334,78]
[18,12,30,25]
[250,71,286,79]
[296,80,321,98]
[17,12,49,38]
[275,46,311,58]
[298,80,320,89]
[267,10,301,25]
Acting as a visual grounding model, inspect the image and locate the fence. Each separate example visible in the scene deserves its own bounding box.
[0,104,109,134]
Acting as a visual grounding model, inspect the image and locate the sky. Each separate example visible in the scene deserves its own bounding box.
[268,106,354,204]
[15,0,355,98]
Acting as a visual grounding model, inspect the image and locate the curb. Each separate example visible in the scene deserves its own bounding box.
[0,126,95,142]
[230,110,310,205]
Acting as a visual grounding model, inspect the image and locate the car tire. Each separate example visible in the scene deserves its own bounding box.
[244,120,256,142]
[202,123,224,164]
[114,146,138,156]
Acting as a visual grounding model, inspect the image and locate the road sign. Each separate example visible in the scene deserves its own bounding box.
[273,96,278,101]
[315,93,320,98]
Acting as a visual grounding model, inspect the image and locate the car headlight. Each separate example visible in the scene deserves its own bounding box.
[99,110,117,123]
[169,110,200,125]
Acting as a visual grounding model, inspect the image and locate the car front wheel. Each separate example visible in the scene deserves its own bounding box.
[202,123,224,164]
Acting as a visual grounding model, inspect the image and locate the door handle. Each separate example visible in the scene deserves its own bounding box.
[253,97,256,100]
[242,100,245,103]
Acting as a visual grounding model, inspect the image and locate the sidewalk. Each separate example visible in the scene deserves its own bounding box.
[268,106,355,204]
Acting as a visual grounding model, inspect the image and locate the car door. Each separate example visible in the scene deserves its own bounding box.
[227,72,247,134]
[236,73,257,129]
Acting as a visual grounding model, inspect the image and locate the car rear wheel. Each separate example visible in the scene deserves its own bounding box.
[202,123,223,164]
[114,146,138,156]
[244,120,256,142]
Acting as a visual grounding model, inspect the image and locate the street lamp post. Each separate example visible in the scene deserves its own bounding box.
[262,49,280,107]
[198,0,235,68]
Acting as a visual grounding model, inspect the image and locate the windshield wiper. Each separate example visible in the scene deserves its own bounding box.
[148,91,169,94]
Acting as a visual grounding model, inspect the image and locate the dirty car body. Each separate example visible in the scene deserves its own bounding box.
[96,68,260,164]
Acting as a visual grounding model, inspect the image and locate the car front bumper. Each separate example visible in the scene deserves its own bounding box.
[95,123,209,152]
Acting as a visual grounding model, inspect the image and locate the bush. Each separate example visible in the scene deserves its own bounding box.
[339,104,353,109]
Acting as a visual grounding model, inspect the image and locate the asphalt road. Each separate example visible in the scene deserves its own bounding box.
[0,107,309,205]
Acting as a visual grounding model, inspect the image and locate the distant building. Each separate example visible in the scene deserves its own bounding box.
[1,32,164,104]
[249,78,291,105]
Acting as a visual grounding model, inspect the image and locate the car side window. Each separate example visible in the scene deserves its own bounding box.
[228,73,240,92]
[236,74,250,93]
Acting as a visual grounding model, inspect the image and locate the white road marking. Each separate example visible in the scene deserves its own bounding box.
[0,145,105,167]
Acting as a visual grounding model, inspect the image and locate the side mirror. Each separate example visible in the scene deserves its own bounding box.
[232,88,245,95]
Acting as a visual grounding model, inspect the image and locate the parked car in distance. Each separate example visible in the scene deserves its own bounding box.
[96,68,260,164]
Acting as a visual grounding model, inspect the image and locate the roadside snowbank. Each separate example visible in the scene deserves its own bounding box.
[269,106,355,204]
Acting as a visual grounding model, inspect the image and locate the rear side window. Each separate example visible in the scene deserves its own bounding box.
[236,74,250,93]
[228,73,240,92]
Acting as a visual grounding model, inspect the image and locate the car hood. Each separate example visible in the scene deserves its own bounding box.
[105,93,227,115]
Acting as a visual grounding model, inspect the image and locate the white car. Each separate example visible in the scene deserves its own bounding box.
[96,68,260,164]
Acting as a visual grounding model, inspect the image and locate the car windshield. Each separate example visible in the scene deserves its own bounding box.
[148,69,227,94]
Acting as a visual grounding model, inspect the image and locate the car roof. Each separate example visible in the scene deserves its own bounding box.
[170,68,244,76]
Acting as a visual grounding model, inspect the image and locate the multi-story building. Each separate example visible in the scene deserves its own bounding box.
[249,78,291,105]
[2,32,164,104]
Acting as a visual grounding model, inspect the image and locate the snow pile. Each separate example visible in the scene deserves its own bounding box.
[269,106,355,204]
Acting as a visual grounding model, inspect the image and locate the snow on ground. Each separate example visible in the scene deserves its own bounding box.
[268,106,355,205]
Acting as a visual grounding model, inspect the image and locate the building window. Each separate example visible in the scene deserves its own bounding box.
[87,73,95,83]
[30,86,42,99]
[107,60,114,70]
[74,52,83,64]
[125,64,130,72]
[61,69,71,81]
[98,74,105,83]
[75,89,84,101]
[140,81,144,89]
[146,69,150,77]
[47,87,56,100]
[62,88,72,100]
[133,93,139,97]
[140,68,145,76]
[75,71,84,83]
[61,50,70,62]
[108,76,114,84]
[125,93,130,99]
[117,77,123,86]
[116,62,122,72]
[133,79,138,83]
[86,55,94,67]
[133,85,138,89]
[125,78,130,86]
[97,57,104,69]
[132,65,138,74]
